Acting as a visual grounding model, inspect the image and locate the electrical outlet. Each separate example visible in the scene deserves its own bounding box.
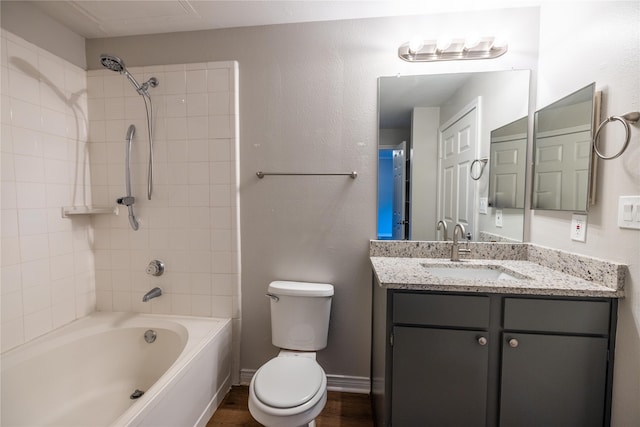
[479,198,488,215]
[495,209,503,227]
[571,214,587,242]
[618,196,640,230]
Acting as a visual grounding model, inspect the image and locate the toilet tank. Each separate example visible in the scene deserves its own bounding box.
[268,281,334,351]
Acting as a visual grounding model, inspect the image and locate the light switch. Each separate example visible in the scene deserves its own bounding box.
[495,209,503,227]
[623,204,633,221]
[618,196,640,230]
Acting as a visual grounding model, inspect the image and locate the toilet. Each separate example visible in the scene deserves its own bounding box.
[248,280,334,427]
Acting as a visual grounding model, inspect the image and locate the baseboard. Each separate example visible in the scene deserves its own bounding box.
[326,374,371,394]
[239,369,370,394]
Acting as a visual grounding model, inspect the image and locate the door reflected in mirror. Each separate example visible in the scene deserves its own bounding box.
[377,70,530,242]
[532,83,598,212]
[489,117,528,209]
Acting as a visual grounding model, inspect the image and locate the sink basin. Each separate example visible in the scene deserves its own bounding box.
[421,264,529,281]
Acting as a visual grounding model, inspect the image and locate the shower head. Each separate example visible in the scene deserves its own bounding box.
[100,54,126,73]
[100,53,156,95]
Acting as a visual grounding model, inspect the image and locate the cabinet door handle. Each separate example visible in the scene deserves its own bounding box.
[508,338,519,348]
[477,336,488,346]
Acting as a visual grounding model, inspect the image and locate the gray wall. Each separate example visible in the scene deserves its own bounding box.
[84,8,540,380]
[0,1,86,68]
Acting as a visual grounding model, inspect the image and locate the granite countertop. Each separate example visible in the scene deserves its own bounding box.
[370,241,626,298]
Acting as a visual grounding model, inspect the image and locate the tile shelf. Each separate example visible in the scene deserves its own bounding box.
[61,206,119,218]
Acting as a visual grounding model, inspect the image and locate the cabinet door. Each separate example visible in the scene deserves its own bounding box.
[392,326,489,426]
[500,333,609,427]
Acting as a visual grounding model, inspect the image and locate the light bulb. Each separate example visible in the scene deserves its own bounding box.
[408,38,425,54]
[436,36,452,52]
[464,33,481,50]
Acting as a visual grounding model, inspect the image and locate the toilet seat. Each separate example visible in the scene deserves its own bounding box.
[253,357,324,408]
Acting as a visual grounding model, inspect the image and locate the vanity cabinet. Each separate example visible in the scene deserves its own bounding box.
[391,293,491,425]
[500,298,612,427]
[371,286,617,427]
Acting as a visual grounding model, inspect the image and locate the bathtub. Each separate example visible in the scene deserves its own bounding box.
[1,312,232,427]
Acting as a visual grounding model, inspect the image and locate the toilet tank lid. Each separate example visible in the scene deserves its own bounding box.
[268,281,334,297]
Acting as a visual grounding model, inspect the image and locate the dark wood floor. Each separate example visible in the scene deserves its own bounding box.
[207,385,374,426]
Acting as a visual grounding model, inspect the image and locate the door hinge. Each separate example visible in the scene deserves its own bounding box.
[390,333,394,347]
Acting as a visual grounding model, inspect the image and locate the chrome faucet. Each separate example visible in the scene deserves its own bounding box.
[437,220,448,241]
[142,287,162,302]
[451,223,471,261]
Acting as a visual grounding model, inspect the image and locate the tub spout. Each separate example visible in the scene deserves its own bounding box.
[142,287,162,302]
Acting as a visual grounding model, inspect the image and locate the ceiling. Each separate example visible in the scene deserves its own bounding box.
[379,73,473,129]
[28,0,536,39]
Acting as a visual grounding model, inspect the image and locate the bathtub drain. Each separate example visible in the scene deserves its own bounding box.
[144,329,157,343]
[130,389,145,399]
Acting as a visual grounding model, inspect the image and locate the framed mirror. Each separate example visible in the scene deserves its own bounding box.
[377,70,530,242]
[531,82,599,212]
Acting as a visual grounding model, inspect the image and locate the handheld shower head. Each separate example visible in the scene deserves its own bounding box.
[100,53,146,93]
[100,54,126,73]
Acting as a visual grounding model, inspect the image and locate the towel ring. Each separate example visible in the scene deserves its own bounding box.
[470,158,488,180]
[593,112,640,160]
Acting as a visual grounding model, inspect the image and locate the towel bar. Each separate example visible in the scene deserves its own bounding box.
[256,171,358,179]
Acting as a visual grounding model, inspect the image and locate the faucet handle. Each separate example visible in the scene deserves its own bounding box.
[146,260,165,276]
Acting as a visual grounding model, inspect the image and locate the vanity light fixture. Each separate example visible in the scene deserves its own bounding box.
[398,36,508,62]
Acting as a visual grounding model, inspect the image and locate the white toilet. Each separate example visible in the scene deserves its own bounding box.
[248,280,334,427]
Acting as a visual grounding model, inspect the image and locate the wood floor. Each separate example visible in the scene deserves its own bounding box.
[207,386,374,426]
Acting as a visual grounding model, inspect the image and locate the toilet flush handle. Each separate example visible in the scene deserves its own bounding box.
[265,293,280,302]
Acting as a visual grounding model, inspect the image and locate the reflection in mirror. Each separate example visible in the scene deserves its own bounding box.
[484,117,528,242]
[532,83,597,212]
[377,70,530,242]
[489,117,528,209]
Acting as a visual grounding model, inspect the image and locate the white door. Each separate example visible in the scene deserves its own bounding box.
[437,102,479,240]
[533,129,591,210]
[392,141,407,239]
[490,136,527,209]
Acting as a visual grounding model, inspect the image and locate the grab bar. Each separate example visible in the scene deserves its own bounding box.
[256,171,358,179]
[116,124,139,231]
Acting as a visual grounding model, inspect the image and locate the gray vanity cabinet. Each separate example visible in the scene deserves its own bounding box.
[499,298,612,427]
[391,294,490,426]
[371,286,617,427]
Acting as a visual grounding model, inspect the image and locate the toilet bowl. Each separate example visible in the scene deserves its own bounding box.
[248,352,327,427]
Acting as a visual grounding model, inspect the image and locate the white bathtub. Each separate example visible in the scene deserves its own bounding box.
[1,312,232,427]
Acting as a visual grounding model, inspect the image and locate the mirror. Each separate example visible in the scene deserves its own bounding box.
[489,117,528,209]
[377,70,530,242]
[532,83,598,212]
[483,116,528,243]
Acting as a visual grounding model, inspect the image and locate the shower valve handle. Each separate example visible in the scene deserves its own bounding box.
[146,260,165,276]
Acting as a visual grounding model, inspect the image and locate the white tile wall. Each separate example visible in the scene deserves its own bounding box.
[1,30,95,351]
